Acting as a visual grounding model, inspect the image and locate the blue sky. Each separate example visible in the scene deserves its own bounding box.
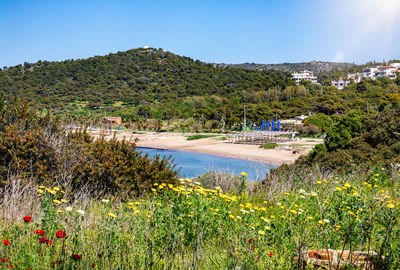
[0,0,399,67]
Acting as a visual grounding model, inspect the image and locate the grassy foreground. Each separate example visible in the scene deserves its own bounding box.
[1,170,400,269]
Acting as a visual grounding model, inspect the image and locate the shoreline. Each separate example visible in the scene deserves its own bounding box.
[135,145,282,166]
[94,131,321,166]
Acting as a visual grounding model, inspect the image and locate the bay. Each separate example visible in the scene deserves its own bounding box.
[137,147,277,181]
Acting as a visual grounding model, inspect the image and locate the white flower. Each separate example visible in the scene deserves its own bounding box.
[65,207,72,212]
[102,199,110,203]
[298,189,305,194]
[76,209,85,215]
[323,219,330,223]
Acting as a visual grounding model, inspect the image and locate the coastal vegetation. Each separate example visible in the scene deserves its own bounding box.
[186,134,219,140]
[1,48,400,131]
[259,143,277,149]
[1,48,400,268]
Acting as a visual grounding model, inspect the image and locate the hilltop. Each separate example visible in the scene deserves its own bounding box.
[0,47,293,107]
[0,48,399,129]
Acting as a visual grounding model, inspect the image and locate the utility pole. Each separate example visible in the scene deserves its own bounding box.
[243,105,246,130]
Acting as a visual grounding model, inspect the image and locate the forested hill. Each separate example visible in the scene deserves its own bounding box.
[216,61,356,73]
[0,47,294,107]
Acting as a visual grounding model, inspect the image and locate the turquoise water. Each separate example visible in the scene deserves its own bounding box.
[137,147,277,181]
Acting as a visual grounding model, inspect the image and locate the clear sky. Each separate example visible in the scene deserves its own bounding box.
[0,0,399,67]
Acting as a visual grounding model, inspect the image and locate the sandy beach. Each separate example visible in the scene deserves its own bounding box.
[94,131,322,166]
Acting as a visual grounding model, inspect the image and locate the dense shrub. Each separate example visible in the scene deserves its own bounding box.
[266,108,400,181]
[0,99,178,196]
[303,113,332,131]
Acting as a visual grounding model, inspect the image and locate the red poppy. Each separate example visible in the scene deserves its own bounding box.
[248,238,253,243]
[257,256,260,261]
[46,240,53,245]
[268,252,273,257]
[56,230,66,238]
[3,240,10,246]
[92,264,96,268]
[71,254,82,260]
[23,216,32,222]
[251,246,256,251]
[3,258,8,262]
[39,237,47,243]
[34,229,45,236]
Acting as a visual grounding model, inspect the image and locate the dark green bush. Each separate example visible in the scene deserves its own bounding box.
[0,99,178,196]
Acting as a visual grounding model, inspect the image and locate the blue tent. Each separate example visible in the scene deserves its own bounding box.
[277,120,280,132]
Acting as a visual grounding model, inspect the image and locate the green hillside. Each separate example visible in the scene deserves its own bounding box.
[1,48,400,127]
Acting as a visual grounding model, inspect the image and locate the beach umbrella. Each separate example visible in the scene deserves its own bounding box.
[277,120,280,132]
[262,120,265,131]
[267,120,270,131]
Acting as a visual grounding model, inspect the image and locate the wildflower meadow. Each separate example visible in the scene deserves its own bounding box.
[1,168,399,269]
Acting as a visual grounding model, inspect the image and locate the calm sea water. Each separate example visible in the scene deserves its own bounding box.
[137,147,277,181]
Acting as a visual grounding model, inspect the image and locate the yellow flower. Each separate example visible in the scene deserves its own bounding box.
[344,183,352,188]
[37,194,42,197]
[37,189,44,193]
[61,199,68,203]
[39,185,46,189]
[387,204,395,209]
[316,181,322,184]
[335,187,342,192]
[53,200,61,204]
[53,187,60,191]
[108,212,117,218]
[57,209,64,213]
[258,230,265,235]
[240,172,248,177]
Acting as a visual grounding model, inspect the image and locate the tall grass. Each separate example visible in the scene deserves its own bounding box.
[0,167,399,269]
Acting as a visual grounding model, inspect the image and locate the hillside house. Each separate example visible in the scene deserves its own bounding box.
[105,117,122,125]
[292,70,318,85]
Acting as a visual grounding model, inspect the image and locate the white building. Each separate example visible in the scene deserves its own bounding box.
[331,78,352,90]
[361,67,377,79]
[292,70,318,85]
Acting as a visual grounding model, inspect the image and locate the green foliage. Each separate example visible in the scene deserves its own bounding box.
[0,100,178,195]
[325,111,365,152]
[303,113,332,131]
[259,143,277,149]
[2,49,399,130]
[186,134,218,140]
